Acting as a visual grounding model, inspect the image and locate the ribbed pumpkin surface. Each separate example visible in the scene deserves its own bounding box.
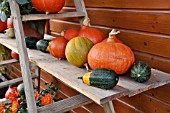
[65,37,93,67]
[88,42,135,74]
[32,0,65,13]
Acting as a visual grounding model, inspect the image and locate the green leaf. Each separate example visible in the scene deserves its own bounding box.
[30,22,36,30]
[16,0,29,5]
[38,25,44,35]
[0,11,7,22]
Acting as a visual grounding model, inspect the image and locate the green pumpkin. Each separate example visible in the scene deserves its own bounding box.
[65,37,93,69]
[130,61,151,83]
[17,83,25,96]
[36,39,50,53]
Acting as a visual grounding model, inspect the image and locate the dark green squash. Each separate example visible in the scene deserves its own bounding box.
[130,61,151,83]
[36,39,51,53]
[25,36,39,49]
[17,83,25,96]
[78,68,119,89]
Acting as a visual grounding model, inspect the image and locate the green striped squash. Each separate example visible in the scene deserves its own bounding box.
[130,61,151,83]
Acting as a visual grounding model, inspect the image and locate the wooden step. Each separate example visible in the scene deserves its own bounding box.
[22,12,85,21]
[38,94,92,113]
[0,74,37,89]
[0,59,18,66]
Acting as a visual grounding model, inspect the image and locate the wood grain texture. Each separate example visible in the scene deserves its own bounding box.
[120,94,170,113]
[146,84,170,104]
[65,0,170,9]
[59,7,170,35]
[22,12,85,21]
[1,37,170,105]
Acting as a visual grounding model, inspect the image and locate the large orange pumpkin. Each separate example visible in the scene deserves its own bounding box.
[88,30,135,74]
[32,0,65,13]
[49,36,68,59]
[79,18,105,44]
[0,20,7,32]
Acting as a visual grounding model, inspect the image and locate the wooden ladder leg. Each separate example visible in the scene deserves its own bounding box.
[74,0,89,25]
[8,0,37,113]
[35,66,40,92]
[103,101,116,113]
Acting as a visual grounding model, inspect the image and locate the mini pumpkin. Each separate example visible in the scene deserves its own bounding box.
[79,18,105,44]
[49,36,68,59]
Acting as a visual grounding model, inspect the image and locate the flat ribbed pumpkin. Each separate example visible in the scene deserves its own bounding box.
[88,30,135,74]
[32,0,65,14]
[65,37,93,69]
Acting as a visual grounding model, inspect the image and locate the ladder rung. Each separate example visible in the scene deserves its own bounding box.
[22,12,85,21]
[0,59,18,66]
[38,94,92,113]
[0,74,37,89]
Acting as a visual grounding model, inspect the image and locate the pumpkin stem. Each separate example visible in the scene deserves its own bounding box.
[46,12,49,15]
[61,30,65,36]
[84,63,89,71]
[109,29,120,38]
[77,77,83,79]
[83,18,91,26]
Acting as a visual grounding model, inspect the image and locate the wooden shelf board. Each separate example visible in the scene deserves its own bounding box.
[0,59,18,66]
[21,12,85,21]
[0,34,170,105]
[0,74,37,89]
[38,94,92,113]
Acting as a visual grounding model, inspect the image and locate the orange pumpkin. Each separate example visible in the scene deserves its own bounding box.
[32,0,65,14]
[62,29,79,40]
[49,36,68,59]
[7,16,14,28]
[11,51,19,60]
[0,20,7,32]
[79,18,105,44]
[88,29,135,74]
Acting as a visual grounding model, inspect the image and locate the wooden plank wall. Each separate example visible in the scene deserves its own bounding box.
[3,0,170,113]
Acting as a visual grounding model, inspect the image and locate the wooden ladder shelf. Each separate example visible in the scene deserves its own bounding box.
[1,0,170,113]
[0,0,92,113]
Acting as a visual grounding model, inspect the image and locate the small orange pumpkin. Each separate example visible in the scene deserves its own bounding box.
[7,16,14,28]
[61,29,79,40]
[79,18,105,44]
[49,36,68,59]
[88,29,135,74]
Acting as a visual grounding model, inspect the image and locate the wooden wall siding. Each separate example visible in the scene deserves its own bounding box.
[65,0,170,9]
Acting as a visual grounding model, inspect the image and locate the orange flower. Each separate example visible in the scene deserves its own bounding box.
[0,102,5,113]
[41,94,53,106]
[10,100,19,113]
[34,91,39,100]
